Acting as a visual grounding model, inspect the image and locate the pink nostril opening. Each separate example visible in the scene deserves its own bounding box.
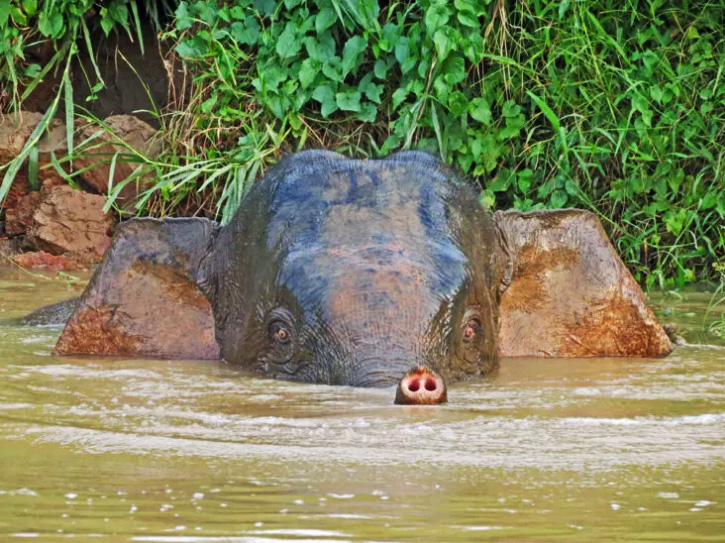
[395,368,447,405]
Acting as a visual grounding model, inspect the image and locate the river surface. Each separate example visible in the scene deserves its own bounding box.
[1,268,724,542]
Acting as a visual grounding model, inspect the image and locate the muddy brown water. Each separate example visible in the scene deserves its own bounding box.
[1,268,724,542]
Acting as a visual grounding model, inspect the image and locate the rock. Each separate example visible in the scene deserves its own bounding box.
[0,237,22,261]
[26,185,114,261]
[5,190,42,236]
[75,115,161,211]
[0,112,44,163]
[0,112,69,199]
[36,118,67,161]
[12,251,86,272]
[1,171,31,213]
[0,112,67,162]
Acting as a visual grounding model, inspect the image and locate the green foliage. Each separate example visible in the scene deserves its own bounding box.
[0,0,149,107]
[0,0,166,207]
[706,262,725,337]
[1,0,724,287]
[164,0,724,286]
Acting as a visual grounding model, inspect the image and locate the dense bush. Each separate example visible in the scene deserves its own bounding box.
[1,0,724,287]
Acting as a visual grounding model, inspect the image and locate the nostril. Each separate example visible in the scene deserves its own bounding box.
[394,367,447,405]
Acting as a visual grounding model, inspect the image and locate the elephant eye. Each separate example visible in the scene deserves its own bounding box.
[462,320,481,343]
[269,321,292,344]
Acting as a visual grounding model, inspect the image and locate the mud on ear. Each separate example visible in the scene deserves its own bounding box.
[55,217,221,359]
[493,209,672,358]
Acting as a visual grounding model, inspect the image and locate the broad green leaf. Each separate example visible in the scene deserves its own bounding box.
[322,57,343,82]
[442,56,465,86]
[502,100,521,118]
[564,179,579,196]
[358,73,383,104]
[336,91,361,112]
[21,0,36,16]
[649,84,663,103]
[433,75,450,102]
[701,191,717,210]
[299,59,319,89]
[550,189,568,208]
[0,0,11,26]
[395,37,409,66]
[276,24,300,59]
[517,169,533,193]
[374,59,388,79]
[9,4,26,25]
[362,81,382,104]
[229,5,246,19]
[316,7,337,34]
[312,85,337,117]
[305,33,335,62]
[175,2,193,30]
[489,168,513,192]
[261,63,286,90]
[100,12,115,35]
[457,11,479,28]
[478,189,495,209]
[254,0,275,16]
[433,28,451,61]
[176,38,205,59]
[201,93,217,114]
[230,19,260,46]
[356,102,377,122]
[342,35,367,76]
[424,4,450,35]
[38,11,63,37]
[392,87,407,109]
[469,97,491,124]
[448,91,468,118]
[108,1,129,26]
[192,2,216,25]
[463,33,484,63]
[379,22,400,52]
[631,93,649,113]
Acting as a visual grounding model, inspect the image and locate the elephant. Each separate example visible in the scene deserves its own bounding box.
[42,151,671,403]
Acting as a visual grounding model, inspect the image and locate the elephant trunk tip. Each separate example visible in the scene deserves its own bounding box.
[394,367,447,405]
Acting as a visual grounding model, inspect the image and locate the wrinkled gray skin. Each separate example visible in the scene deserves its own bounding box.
[198,151,503,387]
[21,298,79,326]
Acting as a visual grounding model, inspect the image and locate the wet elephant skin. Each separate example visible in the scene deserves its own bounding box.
[53,151,673,395]
[198,151,504,387]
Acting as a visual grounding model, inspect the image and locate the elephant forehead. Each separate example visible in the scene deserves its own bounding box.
[265,163,456,253]
[271,163,470,324]
[277,239,468,329]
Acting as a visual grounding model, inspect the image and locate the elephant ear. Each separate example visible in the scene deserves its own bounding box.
[494,209,672,358]
[55,217,220,359]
